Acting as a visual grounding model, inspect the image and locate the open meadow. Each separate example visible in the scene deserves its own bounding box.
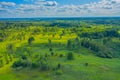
[0,18,120,80]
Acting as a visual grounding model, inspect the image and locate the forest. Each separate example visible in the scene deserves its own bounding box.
[0,17,120,80]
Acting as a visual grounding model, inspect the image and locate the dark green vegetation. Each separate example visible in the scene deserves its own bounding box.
[0,17,120,80]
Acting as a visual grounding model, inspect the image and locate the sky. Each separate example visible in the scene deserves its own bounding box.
[0,0,120,18]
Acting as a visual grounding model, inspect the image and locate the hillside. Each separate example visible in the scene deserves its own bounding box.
[0,18,120,80]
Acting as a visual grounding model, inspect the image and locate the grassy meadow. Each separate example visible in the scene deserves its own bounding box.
[0,18,120,80]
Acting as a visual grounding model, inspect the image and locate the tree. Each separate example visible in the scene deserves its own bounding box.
[48,39,52,44]
[28,37,35,45]
[75,37,80,49]
[67,52,74,60]
[49,48,53,52]
[7,44,14,54]
[51,52,54,56]
[0,59,3,67]
[67,39,72,49]
[57,63,61,69]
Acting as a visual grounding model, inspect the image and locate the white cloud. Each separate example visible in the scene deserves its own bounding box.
[56,0,120,16]
[0,0,120,18]
[0,2,16,7]
[44,1,57,6]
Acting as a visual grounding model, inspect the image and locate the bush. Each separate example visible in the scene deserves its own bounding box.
[0,60,3,67]
[67,52,74,60]
[49,48,53,52]
[31,62,39,68]
[40,56,49,71]
[97,51,113,58]
[85,63,88,67]
[21,55,27,60]
[45,53,48,57]
[51,52,54,56]
[55,69,63,75]
[40,60,49,71]
[57,63,61,69]
[28,37,35,45]
[59,54,64,57]
[12,60,29,68]
[12,60,23,68]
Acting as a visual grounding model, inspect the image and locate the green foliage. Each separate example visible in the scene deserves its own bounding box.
[21,55,27,60]
[31,62,39,68]
[97,51,113,58]
[49,48,53,52]
[81,40,99,52]
[1,18,120,80]
[59,54,64,57]
[85,63,88,67]
[51,52,54,56]
[57,63,61,69]
[55,69,63,75]
[0,59,3,67]
[67,52,74,60]
[12,60,30,68]
[28,37,35,45]
[7,44,14,54]
[40,59,49,71]
[67,39,72,49]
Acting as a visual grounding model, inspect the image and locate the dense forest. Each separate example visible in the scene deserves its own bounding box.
[0,17,120,80]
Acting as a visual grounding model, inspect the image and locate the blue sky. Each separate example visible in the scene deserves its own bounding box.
[0,0,101,5]
[0,0,120,18]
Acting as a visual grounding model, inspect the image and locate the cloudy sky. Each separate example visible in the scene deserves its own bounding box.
[0,0,120,18]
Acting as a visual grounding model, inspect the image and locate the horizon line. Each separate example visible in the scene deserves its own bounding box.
[0,16,120,19]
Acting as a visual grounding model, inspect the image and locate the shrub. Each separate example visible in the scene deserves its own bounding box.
[45,53,48,57]
[49,48,53,52]
[31,62,39,68]
[0,60,3,67]
[12,60,23,68]
[55,69,63,75]
[59,54,64,57]
[67,52,74,60]
[67,39,72,49]
[12,60,29,68]
[85,63,88,67]
[21,55,27,60]
[28,37,35,45]
[57,63,61,69]
[40,59,49,71]
[51,52,54,56]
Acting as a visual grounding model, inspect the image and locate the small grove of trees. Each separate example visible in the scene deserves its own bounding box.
[97,45,113,58]
[28,37,35,45]
[79,29,119,39]
[0,32,6,42]
[12,53,63,73]
[67,38,80,50]
[81,40,114,58]
[5,44,14,64]
[12,55,50,71]
[12,59,30,68]
[81,40,99,52]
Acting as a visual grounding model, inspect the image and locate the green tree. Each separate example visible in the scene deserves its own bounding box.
[28,37,35,45]
[67,39,72,49]
[0,59,3,67]
[7,44,14,54]
[67,52,74,60]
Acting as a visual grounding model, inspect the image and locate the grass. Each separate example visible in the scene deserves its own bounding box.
[0,25,120,80]
[0,43,120,80]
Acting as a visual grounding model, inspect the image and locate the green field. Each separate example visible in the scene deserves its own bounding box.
[0,18,120,80]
